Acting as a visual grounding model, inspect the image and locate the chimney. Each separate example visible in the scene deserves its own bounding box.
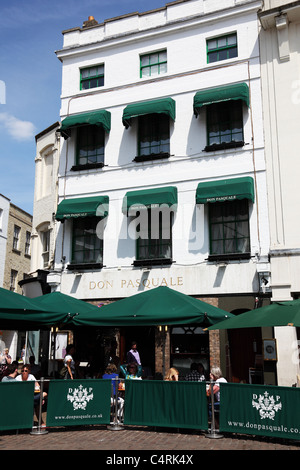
[83,16,98,28]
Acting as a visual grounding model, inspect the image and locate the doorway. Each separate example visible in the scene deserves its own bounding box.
[227,309,262,383]
[120,326,155,378]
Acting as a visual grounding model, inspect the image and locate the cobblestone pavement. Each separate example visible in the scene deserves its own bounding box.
[1,423,300,453]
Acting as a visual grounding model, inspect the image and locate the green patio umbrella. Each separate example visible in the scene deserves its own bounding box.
[206,299,300,331]
[0,287,71,329]
[31,291,102,320]
[0,287,45,312]
[71,286,233,327]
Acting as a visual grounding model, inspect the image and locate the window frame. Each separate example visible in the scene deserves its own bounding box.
[25,230,31,257]
[80,64,104,90]
[41,230,50,268]
[134,209,173,266]
[205,99,244,151]
[72,124,105,171]
[208,199,251,261]
[206,33,238,64]
[140,50,167,78]
[13,225,21,251]
[68,216,104,270]
[10,269,18,291]
[134,113,170,162]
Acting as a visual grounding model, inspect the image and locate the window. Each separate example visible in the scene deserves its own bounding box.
[140,50,167,78]
[80,65,104,90]
[207,33,237,64]
[76,125,105,169]
[209,199,250,259]
[136,113,170,161]
[205,100,244,150]
[25,231,31,256]
[41,230,50,268]
[13,225,20,251]
[134,209,173,265]
[10,270,18,291]
[71,217,103,267]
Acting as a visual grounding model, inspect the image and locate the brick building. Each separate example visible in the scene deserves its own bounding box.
[0,197,32,361]
[3,202,32,294]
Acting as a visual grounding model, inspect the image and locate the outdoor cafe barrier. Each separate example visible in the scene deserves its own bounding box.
[1,378,300,441]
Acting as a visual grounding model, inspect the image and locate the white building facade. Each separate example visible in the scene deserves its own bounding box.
[47,0,273,379]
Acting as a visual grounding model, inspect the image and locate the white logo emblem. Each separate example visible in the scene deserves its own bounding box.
[252,391,282,420]
[67,384,94,410]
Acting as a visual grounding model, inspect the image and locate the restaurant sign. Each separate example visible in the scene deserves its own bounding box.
[220,383,300,440]
[46,379,111,427]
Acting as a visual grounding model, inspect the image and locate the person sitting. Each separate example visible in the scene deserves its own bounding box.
[102,363,124,421]
[16,364,47,427]
[1,362,18,381]
[29,355,41,379]
[185,362,206,382]
[206,366,227,427]
[164,367,179,381]
[121,362,142,380]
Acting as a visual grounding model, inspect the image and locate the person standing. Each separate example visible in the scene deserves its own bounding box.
[126,341,141,366]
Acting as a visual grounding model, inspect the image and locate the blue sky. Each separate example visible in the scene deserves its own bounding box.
[0,0,169,215]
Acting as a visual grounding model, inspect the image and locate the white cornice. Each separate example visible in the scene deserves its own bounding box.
[56,1,263,62]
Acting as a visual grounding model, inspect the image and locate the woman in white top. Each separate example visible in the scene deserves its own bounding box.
[16,364,47,426]
[63,344,76,380]
[207,367,227,403]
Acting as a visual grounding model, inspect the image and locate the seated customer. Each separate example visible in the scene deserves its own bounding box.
[1,362,18,381]
[185,362,206,382]
[29,355,41,379]
[164,367,179,381]
[102,363,124,421]
[124,363,142,380]
[207,367,227,426]
[120,362,142,380]
[16,364,47,426]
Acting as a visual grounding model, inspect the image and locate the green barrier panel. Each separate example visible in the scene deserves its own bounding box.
[46,379,111,427]
[0,381,35,431]
[220,383,300,440]
[124,380,208,430]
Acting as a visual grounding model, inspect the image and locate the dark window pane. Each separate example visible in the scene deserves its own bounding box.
[228,47,238,59]
[208,51,218,63]
[77,125,104,165]
[209,200,250,256]
[138,114,170,156]
[72,217,103,264]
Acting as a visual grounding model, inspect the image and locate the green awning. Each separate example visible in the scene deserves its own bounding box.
[193,83,249,116]
[123,187,178,213]
[71,286,234,327]
[56,196,109,221]
[59,109,111,137]
[122,97,176,128]
[207,299,300,331]
[196,177,255,204]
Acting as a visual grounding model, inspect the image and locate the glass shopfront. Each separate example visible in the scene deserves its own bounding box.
[171,326,209,379]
